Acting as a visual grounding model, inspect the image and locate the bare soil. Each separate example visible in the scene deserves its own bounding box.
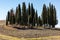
[0,20,60,38]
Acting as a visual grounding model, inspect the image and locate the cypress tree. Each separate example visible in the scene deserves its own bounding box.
[42,4,47,28]
[28,3,30,27]
[6,16,8,25]
[7,11,10,21]
[47,7,51,28]
[6,11,10,25]
[15,7,18,24]
[30,3,35,28]
[18,4,21,24]
[38,16,42,26]
[35,10,38,26]
[48,3,58,28]
[52,5,58,28]
[10,9,15,24]
[22,2,27,25]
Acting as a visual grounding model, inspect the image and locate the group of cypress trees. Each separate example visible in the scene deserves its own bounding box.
[42,3,58,28]
[6,2,42,28]
[6,2,58,28]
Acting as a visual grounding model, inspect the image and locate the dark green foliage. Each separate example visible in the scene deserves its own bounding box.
[6,16,8,25]
[30,3,35,26]
[47,3,58,28]
[22,2,28,25]
[6,2,58,29]
[17,4,21,24]
[34,10,38,26]
[15,7,18,24]
[42,3,58,28]
[53,6,58,25]
[7,11,10,21]
[15,4,21,24]
[42,4,47,28]
[28,3,30,15]
[27,3,30,26]
[38,16,42,26]
[6,11,10,25]
[9,9,15,24]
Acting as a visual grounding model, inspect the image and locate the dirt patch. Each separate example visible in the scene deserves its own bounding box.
[0,20,60,38]
[0,25,60,38]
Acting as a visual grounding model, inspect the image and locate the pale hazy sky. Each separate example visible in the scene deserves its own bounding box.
[0,0,60,27]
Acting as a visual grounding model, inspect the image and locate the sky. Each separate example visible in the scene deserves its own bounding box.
[0,0,60,28]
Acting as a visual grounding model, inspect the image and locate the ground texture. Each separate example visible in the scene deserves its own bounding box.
[0,20,60,40]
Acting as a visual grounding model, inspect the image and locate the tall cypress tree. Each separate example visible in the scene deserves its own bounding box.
[7,11,10,21]
[33,9,35,26]
[42,4,47,28]
[6,16,8,25]
[6,11,10,25]
[18,4,21,24]
[48,3,58,28]
[53,6,58,25]
[30,3,35,28]
[9,9,15,24]
[22,2,27,25]
[35,10,38,26]
[28,3,30,27]
[38,16,42,26]
[15,7,18,24]
[47,7,51,28]
[52,5,58,28]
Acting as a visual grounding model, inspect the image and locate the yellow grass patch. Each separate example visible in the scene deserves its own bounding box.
[27,36,60,40]
[0,34,21,40]
[0,34,60,40]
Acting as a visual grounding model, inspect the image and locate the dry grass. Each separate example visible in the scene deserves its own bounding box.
[0,34,60,40]
[0,20,60,40]
[0,34,20,40]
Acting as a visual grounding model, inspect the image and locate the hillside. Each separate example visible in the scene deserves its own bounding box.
[0,20,60,40]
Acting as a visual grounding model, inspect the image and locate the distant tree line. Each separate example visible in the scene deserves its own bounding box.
[6,2,58,28]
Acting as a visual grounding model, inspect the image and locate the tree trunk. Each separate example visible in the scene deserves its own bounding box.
[49,25,51,29]
[52,25,55,28]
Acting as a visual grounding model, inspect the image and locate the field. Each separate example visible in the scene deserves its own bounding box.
[0,20,60,40]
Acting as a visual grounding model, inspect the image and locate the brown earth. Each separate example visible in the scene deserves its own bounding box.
[0,20,60,38]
